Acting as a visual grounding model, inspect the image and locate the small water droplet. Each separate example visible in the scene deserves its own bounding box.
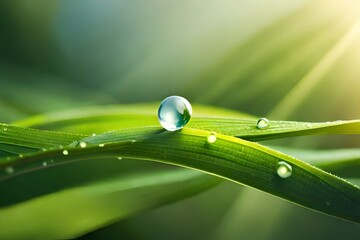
[3,127,7,132]
[131,140,136,143]
[62,150,69,155]
[49,159,54,164]
[98,143,105,147]
[5,166,14,174]
[42,148,47,152]
[207,132,217,144]
[79,141,87,148]
[276,161,292,178]
[257,118,269,129]
[43,161,48,167]
[158,96,192,131]
[59,145,64,149]
[117,157,123,160]
[325,201,331,206]
[305,123,312,128]
[92,133,96,136]
[19,154,23,158]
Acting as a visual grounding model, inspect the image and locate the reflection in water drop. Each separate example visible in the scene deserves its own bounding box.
[79,141,87,148]
[158,96,192,131]
[257,118,269,129]
[277,161,292,178]
[207,132,217,144]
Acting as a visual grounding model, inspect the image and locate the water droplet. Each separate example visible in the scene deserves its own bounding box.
[325,201,331,206]
[19,154,23,158]
[276,161,292,178]
[207,132,217,144]
[43,161,48,167]
[305,123,312,128]
[158,96,192,131]
[131,140,136,143]
[59,145,64,149]
[62,150,69,155]
[117,157,123,160]
[3,127,7,132]
[92,133,96,136]
[5,166,14,174]
[42,148,47,152]
[98,143,105,148]
[257,118,269,129]
[79,141,87,148]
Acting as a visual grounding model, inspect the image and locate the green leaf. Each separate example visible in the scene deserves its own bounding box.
[1,127,359,223]
[0,169,220,240]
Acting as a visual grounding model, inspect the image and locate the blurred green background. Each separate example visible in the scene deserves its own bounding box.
[1,0,360,239]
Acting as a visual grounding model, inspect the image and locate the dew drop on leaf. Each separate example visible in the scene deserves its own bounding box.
[98,143,105,147]
[79,141,87,148]
[62,150,69,155]
[3,127,7,132]
[207,132,217,144]
[158,96,192,131]
[305,123,312,128]
[117,157,123,160]
[256,118,269,129]
[43,161,48,167]
[277,161,292,178]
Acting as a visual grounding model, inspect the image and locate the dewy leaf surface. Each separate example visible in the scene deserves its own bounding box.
[1,127,359,223]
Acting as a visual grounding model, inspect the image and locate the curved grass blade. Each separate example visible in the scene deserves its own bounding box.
[3,115,360,160]
[13,104,253,132]
[190,118,360,141]
[11,104,360,142]
[1,127,359,223]
[0,169,219,240]
[0,123,86,159]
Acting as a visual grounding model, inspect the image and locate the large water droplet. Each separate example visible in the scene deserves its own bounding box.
[257,118,269,129]
[158,96,192,131]
[207,132,217,144]
[277,161,292,178]
[62,150,69,156]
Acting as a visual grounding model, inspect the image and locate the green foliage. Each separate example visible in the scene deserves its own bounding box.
[0,105,359,239]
